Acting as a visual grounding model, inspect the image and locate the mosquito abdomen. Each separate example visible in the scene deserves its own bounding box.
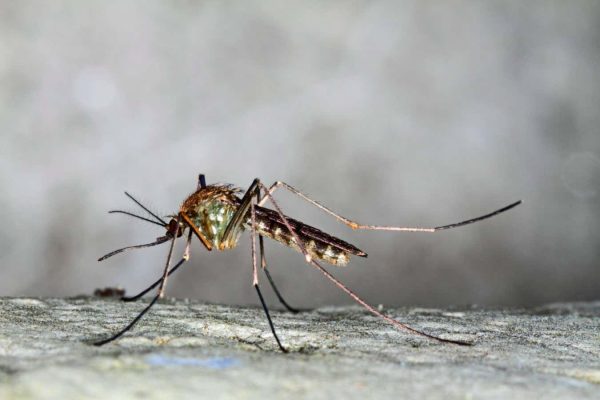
[251,206,367,267]
[256,220,351,266]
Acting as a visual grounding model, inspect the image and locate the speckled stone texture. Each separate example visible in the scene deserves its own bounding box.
[0,297,598,399]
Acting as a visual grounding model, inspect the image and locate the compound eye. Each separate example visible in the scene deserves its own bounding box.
[167,219,179,236]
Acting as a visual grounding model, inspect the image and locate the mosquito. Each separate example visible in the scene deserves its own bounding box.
[93,174,521,351]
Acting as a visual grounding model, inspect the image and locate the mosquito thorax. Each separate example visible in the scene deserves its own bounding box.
[180,185,243,249]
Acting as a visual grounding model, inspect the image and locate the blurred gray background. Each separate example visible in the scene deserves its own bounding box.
[1,1,599,309]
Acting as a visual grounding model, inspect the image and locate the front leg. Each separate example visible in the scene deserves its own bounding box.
[122,230,193,302]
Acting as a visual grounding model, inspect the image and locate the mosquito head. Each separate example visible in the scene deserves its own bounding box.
[166,217,185,238]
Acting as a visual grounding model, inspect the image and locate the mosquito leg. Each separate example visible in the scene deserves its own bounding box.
[251,201,287,352]
[254,284,288,352]
[259,181,521,233]
[256,184,299,313]
[220,178,260,248]
[122,231,193,302]
[259,236,300,313]
[93,294,160,346]
[121,258,185,302]
[93,217,182,346]
[218,179,291,347]
[180,212,213,251]
[308,260,471,345]
[256,181,471,346]
[156,215,181,298]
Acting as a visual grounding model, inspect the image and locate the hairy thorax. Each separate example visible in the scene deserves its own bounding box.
[180,184,243,249]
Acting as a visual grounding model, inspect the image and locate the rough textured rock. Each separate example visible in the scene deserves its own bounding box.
[0,297,599,399]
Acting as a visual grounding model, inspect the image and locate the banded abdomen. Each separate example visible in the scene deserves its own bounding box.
[248,206,367,266]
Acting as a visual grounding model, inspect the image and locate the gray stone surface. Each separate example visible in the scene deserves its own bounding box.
[0,297,599,399]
